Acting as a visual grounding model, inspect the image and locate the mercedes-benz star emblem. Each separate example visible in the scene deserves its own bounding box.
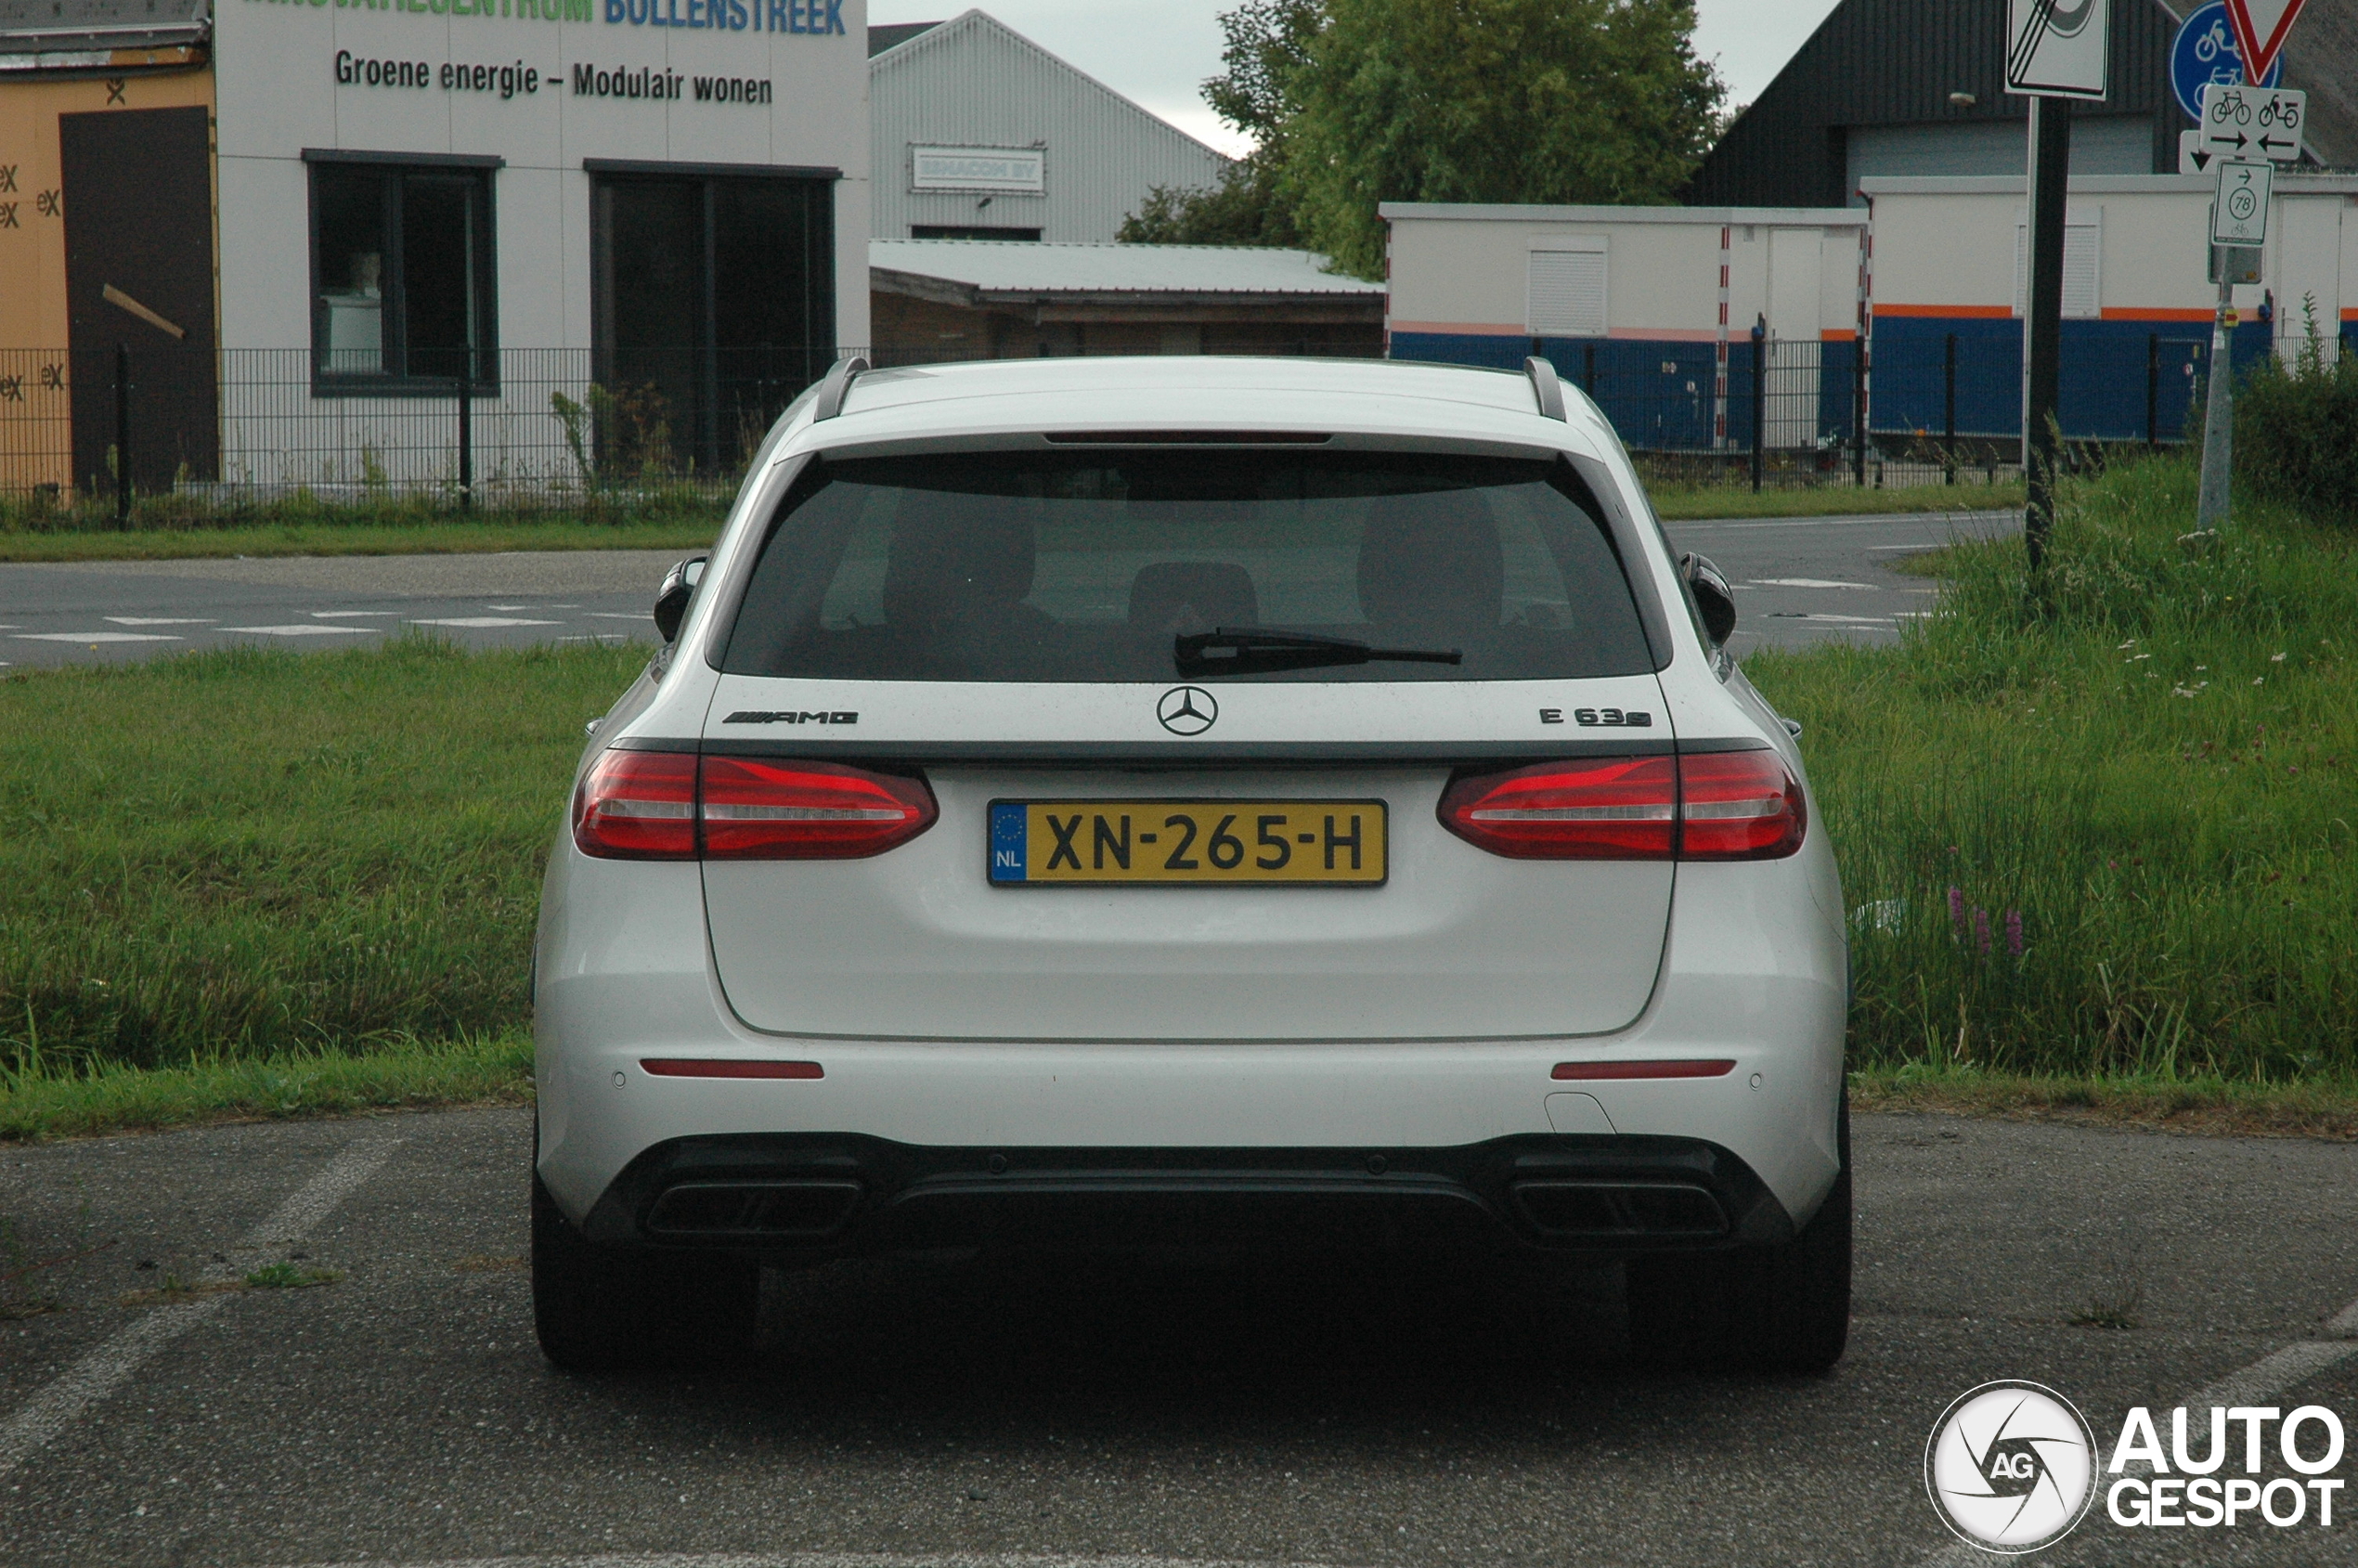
[1157,685,1218,736]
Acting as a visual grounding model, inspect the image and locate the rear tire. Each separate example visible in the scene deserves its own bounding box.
[1626,1092,1851,1374]
[532,1165,759,1372]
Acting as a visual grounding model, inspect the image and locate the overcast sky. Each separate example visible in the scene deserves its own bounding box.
[866,1,1845,156]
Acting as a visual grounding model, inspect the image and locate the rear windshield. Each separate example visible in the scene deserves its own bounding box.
[719,450,1653,683]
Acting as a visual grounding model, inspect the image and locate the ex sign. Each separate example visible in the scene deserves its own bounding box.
[2199,81,2305,162]
[2210,158,2274,246]
[2007,0,2110,99]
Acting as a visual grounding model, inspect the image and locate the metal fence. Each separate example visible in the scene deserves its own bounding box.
[1,328,2309,503]
[1524,326,2261,491]
[0,345,845,504]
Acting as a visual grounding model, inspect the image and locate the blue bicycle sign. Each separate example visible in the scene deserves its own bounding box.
[2172,0,2283,122]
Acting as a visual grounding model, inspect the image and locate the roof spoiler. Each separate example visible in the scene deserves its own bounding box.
[1523,356,1566,421]
[811,355,870,421]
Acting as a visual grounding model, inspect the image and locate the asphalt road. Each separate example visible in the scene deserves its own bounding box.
[0,551,683,668]
[5,1107,2354,1567]
[0,509,2022,669]
[1661,508,2020,654]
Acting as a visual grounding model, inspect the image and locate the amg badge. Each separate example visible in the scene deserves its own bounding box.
[722,710,860,725]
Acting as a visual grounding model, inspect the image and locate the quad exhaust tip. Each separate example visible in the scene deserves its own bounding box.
[644,1180,863,1238]
[1511,1179,1730,1238]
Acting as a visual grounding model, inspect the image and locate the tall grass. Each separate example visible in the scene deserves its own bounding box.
[1750,453,2358,1081]
[0,639,641,1071]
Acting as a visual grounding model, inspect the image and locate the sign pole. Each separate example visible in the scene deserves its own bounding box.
[2196,276,2235,529]
[2023,96,2072,571]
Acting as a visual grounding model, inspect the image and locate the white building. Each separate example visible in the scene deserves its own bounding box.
[868,10,1227,243]
[1385,176,2358,451]
[1381,202,1869,453]
[2,0,871,495]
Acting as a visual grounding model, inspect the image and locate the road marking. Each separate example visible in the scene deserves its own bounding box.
[1749,577,1877,590]
[1672,509,2020,533]
[487,603,582,611]
[0,1135,399,1481]
[311,610,402,618]
[1915,1294,2358,1566]
[13,630,183,642]
[408,616,562,629]
[292,1554,1360,1568]
[104,616,215,626]
[587,612,658,621]
[220,624,374,637]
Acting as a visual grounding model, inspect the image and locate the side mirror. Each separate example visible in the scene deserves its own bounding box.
[1680,551,1737,646]
[653,555,707,643]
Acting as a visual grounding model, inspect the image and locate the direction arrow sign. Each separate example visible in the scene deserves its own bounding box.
[2224,0,2312,88]
[2006,0,2110,99]
[2211,159,2274,246]
[2200,83,2306,163]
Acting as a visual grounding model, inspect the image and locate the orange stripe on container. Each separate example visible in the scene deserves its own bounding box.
[2102,307,2215,322]
[1872,304,2014,318]
[1387,320,1526,338]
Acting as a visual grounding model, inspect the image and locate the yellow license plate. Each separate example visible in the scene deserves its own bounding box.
[989,800,1388,886]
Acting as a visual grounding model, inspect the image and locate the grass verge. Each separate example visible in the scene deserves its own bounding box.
[0,1032,531,1143]
[1748,451,2358,1085]
[0,638,642,1069]
[1649,478,2024,521]
[0,518,719,563]
[1849,1065,2358,1141]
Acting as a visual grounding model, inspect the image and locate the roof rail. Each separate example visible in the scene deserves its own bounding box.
[1523,356,1566,421]
[811,355,871,421]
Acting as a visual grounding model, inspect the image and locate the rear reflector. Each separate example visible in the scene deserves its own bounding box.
[699,757,937,859]
[574,750,697,860]
[1437,750,1804,861]
[1551,1059,1736,1081]
[640,1058,824,1080]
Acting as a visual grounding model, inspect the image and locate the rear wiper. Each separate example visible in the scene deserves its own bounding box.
[1174,628,1464,678]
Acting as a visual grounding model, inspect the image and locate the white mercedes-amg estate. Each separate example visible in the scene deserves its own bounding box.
[532,355,1849,1373]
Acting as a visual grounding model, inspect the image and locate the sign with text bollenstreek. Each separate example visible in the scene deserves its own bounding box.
[245,0,843,33]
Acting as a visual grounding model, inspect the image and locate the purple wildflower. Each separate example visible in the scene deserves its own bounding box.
[1948,886,1965,936]
[1974,907,1991,956]
[2005,909,2024,957]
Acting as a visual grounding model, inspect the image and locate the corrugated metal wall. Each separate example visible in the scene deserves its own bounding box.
[869,13,1229,243]
[1689,0,2189,208]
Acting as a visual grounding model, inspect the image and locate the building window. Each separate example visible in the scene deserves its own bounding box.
[1527,240,1608,338]
[590,167,836,474]
[309,158,498,393]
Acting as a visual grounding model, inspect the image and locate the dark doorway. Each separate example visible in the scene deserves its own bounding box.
[61,105,219,497]
[590,167,836,477]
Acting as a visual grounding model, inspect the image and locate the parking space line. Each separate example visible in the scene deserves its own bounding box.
[0,1134,400,1480]
[292,1553,1360,1568]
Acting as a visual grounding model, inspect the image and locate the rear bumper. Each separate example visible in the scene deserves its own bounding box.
[577,1132,1794,1258]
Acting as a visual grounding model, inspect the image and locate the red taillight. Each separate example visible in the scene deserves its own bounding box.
[698,756,937,860]
[1438,750,1804,862]
[1678,750,1807,861]
[573,752,937,861]
[1438,756,1678,860]
[575,750,697,860]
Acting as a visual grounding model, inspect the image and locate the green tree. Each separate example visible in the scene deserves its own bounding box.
[1281,0,1722,278]
[1120,0,1321,247]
